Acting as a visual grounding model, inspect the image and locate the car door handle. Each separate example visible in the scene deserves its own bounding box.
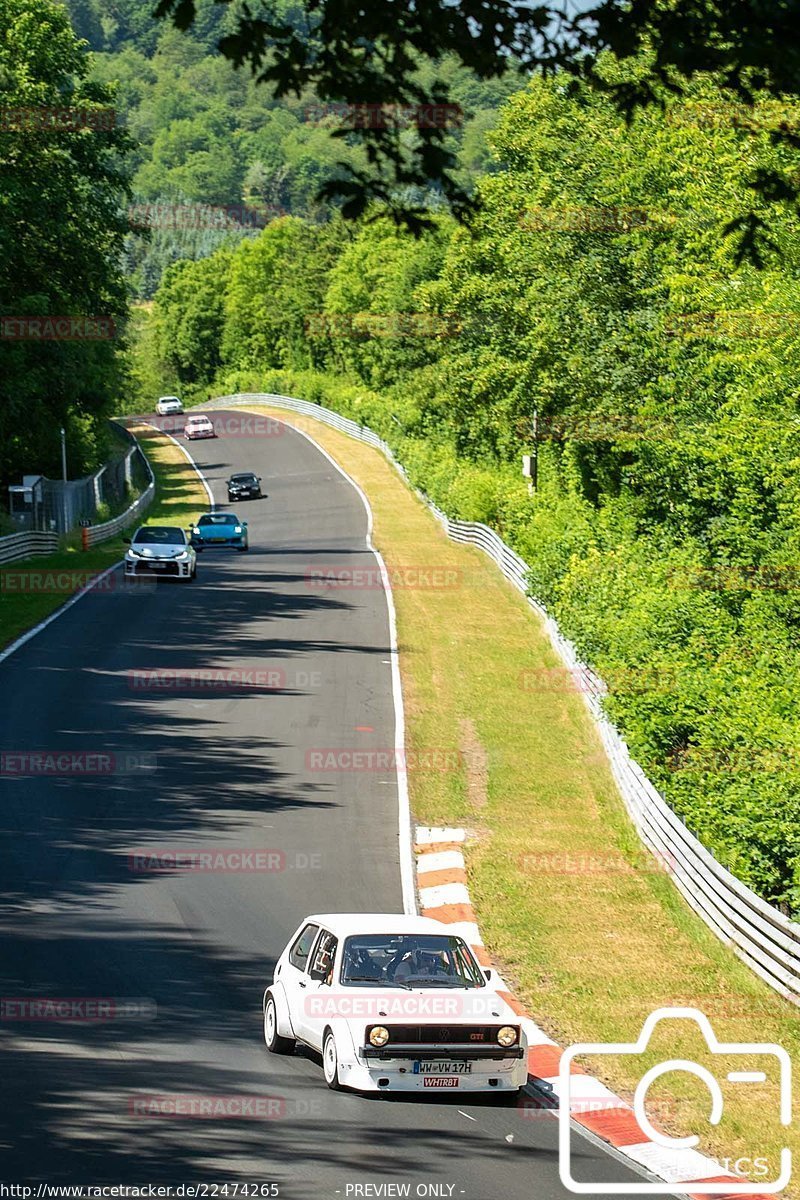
[298,980,306,988]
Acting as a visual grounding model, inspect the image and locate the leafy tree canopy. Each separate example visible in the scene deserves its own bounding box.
[151,0,800,256]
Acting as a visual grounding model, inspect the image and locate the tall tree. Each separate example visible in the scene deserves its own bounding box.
[0,0,132,489]
[153,0,800,253]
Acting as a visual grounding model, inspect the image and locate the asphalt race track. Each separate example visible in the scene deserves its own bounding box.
[0,413,654,1198]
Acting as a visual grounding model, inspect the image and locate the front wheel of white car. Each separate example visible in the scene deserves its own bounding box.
[323,1030,343,1090]
[264,994,294,1055]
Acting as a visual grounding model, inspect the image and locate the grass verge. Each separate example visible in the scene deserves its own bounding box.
[242,404,798,1196]
[0,425,208,651]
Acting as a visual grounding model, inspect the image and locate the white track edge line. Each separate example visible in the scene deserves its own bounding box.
[0,425,215,668]
[256,412,416,916]
[0,562,121,667]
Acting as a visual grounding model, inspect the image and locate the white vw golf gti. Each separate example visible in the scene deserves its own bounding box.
[263,914,528,1093]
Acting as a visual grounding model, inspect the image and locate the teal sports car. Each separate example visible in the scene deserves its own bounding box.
[190,512,249,552]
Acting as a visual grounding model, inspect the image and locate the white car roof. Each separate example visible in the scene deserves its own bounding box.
[302,913,455,937]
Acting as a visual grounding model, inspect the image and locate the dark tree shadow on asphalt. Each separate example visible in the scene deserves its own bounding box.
[0,424,583,1190]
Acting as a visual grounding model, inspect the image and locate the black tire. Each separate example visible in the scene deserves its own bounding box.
[238,544,249,553]
[323,1029,342,1090]
[263,994,295,1055]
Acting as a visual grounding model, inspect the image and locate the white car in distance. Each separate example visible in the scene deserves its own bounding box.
[155,396,183,415]
[184,414,216,440]
[263,913,528,1094]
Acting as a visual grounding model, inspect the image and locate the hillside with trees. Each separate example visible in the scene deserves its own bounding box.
[65,0,519,296]
[142,65,800,915]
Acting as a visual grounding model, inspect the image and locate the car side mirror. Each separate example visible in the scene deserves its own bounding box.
[122,537,131,544]
[483,968,493,982]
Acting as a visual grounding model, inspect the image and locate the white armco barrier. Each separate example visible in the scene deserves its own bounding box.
[207,392,800,1004]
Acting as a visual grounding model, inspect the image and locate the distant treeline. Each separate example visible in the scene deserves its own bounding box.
[144,65,800,913]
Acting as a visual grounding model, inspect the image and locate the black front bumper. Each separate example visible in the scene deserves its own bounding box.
[362,1045,525,1061]
[125,561,181,576]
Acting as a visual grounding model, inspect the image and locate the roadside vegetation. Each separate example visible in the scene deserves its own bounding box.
[0,426,208,650]
[235,403,800,1195]
[140,67,800,917]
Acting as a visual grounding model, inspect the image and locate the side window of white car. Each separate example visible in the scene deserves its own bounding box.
[308,930,338,983]
[289,923,319,971]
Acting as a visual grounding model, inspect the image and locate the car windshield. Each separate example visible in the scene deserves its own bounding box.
[132,527,185,545]
[198,514,236,526]
[231,475,257,484]
[340,934,484,989]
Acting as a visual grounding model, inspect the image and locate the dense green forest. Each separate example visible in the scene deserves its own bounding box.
[0,0,132,491]
[140,65,800,915]
[6,0,800,915]
[67,0,518,297]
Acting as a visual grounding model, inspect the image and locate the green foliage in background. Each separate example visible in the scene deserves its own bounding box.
[0,0,132,492]
[145,64,800,913]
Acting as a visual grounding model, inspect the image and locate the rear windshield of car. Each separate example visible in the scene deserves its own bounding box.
[340,933,485,988]
[188,417,210,423]
[132,527,186,545]
[198,514,236,525]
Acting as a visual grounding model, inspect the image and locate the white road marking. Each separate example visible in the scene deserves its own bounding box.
[262,414,416,916]
[0,424,216,668]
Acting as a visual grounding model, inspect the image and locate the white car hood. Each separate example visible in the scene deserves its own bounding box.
[128,542,187,558]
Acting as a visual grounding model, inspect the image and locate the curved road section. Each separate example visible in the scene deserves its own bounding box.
[0,414,647,1197]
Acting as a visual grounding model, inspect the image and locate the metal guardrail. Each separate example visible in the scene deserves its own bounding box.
[0,531,60,565]
[208,392,800,1003]
[0,425,156,560]
[80,432,155,549]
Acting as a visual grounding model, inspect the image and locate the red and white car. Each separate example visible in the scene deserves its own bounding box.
[184,414,216,440]
[263,913,528,1093]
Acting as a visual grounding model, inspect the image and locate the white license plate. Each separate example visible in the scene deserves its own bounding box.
[423,1077,459,1088]
[415,1061,472,1075]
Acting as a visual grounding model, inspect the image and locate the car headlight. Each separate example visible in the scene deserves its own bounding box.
[234,525,243,533]
[175,550,190,560]
[368,1026,390,1047]
[497,1026,518,1047]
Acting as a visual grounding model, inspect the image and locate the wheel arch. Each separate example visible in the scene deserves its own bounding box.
[264,982,295,1038]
